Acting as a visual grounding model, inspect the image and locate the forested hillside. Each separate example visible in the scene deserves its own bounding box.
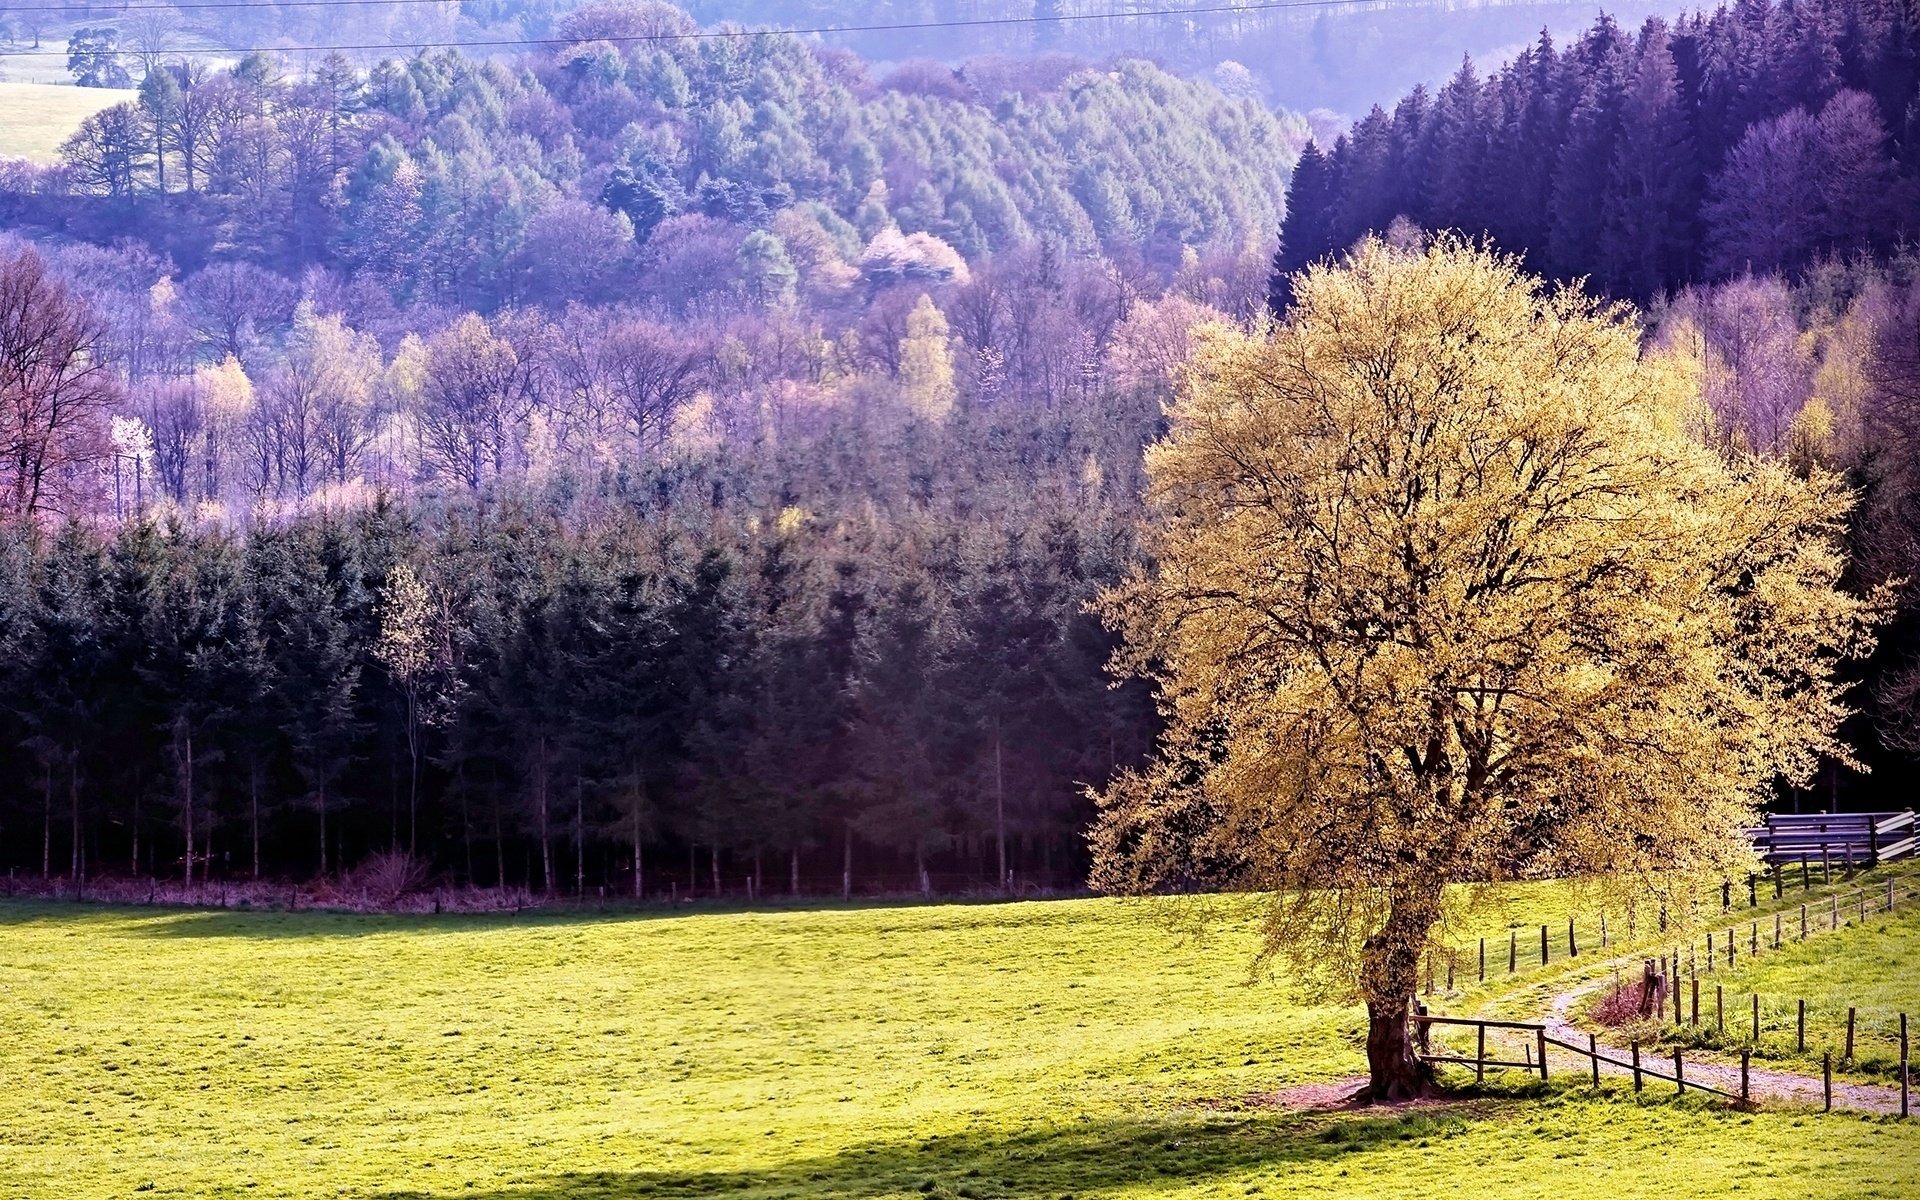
[1275,0,1917,300]
[0,1,1287,895]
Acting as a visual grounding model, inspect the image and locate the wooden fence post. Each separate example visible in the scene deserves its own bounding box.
[1903,1013,1911,1120]
[1601,914,1608,949]
[1446,954,1455,993]
[1717,984,1725,1032]
[1569,916,1577,958]
[1479,937,1486,983]
[1692,977,1700,1026]
[1802,860,1811,892]
[1831,894,1839,929]
[1722,880,1731,910]
[1752,993,1760,1044]
[1541,924,1549,966]
[1774,913,1782,950]
[1846,1007,1857,1064]
[1824,1051,1833,1111]
[1798,999,1806,1053]
[1537,1028,1549,1081]
[1727,926,1736,967]
[1891,878,1898,914]
[1750,922,1757,957]
[1675,1048,1685,1095]
[1707,931,1715,970]
[1631,1040,1643,1092]
[1589,1032,1600,1088]
[1476,1023,1486,1084]
[1741,1049,1750,1102]
[1509,930,1517,974]
[1774,869,1783,900]
[1801,903,1809,940]
[1748,875,1757,907]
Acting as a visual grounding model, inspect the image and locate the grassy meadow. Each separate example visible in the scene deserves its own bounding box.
[0,81,132,162]
[4,892,1920,1200]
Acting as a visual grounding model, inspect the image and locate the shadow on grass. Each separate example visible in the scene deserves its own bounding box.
[0,895,1085,940]
[371,1104,1518,1200]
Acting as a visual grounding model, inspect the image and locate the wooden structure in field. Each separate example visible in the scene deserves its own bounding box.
[1747,812,1917,868]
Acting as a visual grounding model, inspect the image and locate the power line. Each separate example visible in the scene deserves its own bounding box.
[0,0,1392,51]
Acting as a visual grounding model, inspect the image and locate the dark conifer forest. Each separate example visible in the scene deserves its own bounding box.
[0,0,1917,898]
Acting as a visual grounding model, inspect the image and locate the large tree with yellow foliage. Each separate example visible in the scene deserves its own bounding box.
[1091,238,1884,1100]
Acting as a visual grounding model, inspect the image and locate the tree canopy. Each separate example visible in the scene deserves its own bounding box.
[1092,237,1884,1099]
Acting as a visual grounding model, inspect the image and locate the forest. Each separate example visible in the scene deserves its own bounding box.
[0,0,1290,894]
[0,0,1917,898]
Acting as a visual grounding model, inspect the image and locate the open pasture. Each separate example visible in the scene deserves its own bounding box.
[0,81,132,162]
[3,894,1919,1199]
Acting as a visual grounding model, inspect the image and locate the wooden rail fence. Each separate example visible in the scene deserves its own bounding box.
[1414,1014,1750,1104]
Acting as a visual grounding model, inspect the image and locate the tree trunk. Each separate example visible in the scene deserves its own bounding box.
[790,846,800,896]
[1358,889,1439,1102]
[249,761,260,880]
[42,769,51,879]
[574,773,585,897]
[841,823,853,901]
[317,783,327,878]
[492,790,505,890]
[536,737,553,896]
[994,722,1008,895]
[179,730,193,885]
[70,759,82,883]
[1363,995,1430,1102]
[641,798,656,894]
[710,845,720,895]
[916,844,930,898]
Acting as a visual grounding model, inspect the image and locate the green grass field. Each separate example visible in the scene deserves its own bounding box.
[0,81,133,162]
[5,894,1920,1199]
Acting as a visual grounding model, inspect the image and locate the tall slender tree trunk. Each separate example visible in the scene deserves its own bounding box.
[131,789,141,875]
[42,769,52,879]
[179,729,194,886]
[710,846,720,896]
[406,694,419,857]
[70,759,82,883]
[491,789,505,889]
[574,773,585,897]
[631,809,643,900]
[249,761,261,880]
[994,721,1007,894]
[841,823,852,900]
[789,846,800,896]
[317,783,327,878]
[536,737,553,896]
[916,844,930,898]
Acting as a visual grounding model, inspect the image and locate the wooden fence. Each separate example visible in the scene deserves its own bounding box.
[1423,863,1919,999]
[1413,1013,1920,1115]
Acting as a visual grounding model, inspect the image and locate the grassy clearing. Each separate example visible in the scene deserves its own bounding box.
[0,81,133,162]
[3,893,1918,1199]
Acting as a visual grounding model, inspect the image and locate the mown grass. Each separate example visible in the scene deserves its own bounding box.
[0,81,132,162]
[3,893,1918,1199]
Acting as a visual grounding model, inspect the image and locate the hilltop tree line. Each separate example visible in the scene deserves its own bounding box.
[1274,0,1920,303]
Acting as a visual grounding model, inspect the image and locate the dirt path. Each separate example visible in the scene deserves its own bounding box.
[1521,956,1907,1114]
